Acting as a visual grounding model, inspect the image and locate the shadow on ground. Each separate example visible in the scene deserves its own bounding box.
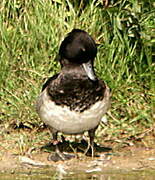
[41,138,112,156]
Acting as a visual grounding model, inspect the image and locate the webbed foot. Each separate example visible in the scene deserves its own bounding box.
[48,152,75,162]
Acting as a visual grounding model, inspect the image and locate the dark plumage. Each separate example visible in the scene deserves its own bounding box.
[36,29,110,161]
[45,67,105,112]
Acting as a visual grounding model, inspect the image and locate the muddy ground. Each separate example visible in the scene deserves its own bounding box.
[1,128,155,179]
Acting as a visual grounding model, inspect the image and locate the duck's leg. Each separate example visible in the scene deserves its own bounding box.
[84,128,96,157]
[48,130,75,161]
[89,128,96,157]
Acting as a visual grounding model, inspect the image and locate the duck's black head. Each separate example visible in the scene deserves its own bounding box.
[59,29,97,81]
[59,29,97,64]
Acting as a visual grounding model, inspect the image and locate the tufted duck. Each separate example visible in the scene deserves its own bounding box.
[36,29,110,161]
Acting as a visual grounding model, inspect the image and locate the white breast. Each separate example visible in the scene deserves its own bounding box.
[36,87,110,134]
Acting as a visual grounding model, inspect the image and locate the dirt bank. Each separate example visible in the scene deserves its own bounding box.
[1,129,155,174]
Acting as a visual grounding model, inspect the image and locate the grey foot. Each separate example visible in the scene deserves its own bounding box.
[47,152,75,162]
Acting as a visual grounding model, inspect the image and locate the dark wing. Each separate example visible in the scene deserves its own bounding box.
[42,74,59,91]
[47,74,105,112]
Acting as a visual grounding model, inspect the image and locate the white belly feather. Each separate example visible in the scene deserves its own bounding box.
[37,88,110,134]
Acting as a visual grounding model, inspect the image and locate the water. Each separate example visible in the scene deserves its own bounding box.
[1,169,155,180]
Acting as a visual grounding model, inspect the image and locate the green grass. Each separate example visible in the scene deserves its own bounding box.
[0,0,155,141]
